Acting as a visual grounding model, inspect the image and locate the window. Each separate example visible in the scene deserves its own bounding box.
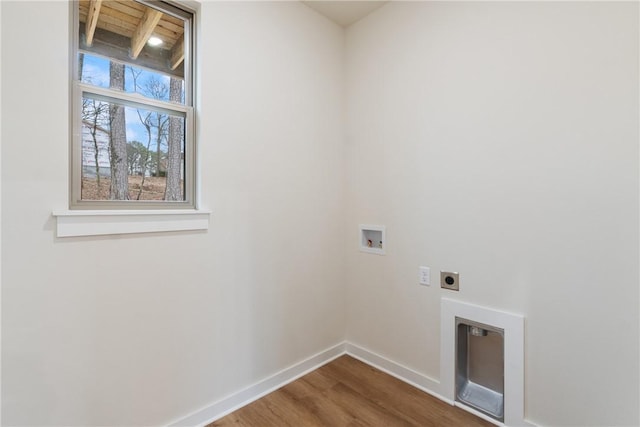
[72,0,195,209]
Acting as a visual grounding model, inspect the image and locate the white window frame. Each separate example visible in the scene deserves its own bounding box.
[54,0,209,237]
[71,0,196,210]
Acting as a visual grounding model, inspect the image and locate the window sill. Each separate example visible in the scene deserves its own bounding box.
[52,209,210,238]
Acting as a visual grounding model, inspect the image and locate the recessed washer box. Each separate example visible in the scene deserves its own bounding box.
[359,224,385,255]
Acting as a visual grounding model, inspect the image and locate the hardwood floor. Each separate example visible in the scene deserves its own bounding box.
[209,355,493,427]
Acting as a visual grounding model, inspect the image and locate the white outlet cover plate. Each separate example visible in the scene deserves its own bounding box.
[419,266,430,286]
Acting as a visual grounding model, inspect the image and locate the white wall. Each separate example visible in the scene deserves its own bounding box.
[0,2,3,424]
[345,2,639,426]
[2,1,639,426]
[1,1,345,425]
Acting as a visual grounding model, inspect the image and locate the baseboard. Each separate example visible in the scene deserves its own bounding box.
[167,342,347,427]
[344,342,449,404]
[167,340,537,427]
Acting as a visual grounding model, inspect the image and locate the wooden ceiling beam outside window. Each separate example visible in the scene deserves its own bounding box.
[130,6,163,59]
[169,34,184,70]
[78,0,187,78]
[85,0,103,46]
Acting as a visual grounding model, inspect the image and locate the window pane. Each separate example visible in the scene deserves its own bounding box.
[79,55,185,105]
[81,97,186,201]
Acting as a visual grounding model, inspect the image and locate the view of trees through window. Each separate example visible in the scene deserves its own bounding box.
[76,0,191,204]
[80,54,186,201]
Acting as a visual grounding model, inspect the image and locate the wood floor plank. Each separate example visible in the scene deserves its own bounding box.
[321,381,415,427]
[209,355,493,427]
[319,357,426,423]
[280,380,356,426]
[319,356,490,427]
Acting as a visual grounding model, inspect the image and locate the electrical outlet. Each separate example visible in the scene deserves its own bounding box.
[440,271,459,291]
[419,266,430,286]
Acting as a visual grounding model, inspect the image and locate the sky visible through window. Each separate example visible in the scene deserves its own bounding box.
[81,53,182,101]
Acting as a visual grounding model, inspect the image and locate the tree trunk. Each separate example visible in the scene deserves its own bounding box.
[78,53,85,80]
[137,122,152,200]
[90,108,101,187]
[155,113,165,177]
[164,78,183,201]
[108,61,129,200]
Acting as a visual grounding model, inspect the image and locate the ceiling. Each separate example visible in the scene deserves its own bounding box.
[302,1,388,27]
[77,0,388,78]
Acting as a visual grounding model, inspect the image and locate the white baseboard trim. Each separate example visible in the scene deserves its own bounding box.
[167,340,537,427]
[167,342,346,427]
[344,342,449,404]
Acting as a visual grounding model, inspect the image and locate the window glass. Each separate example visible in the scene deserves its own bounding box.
[80,55,186,104]
[81,97,185,201]
[73,0,194,207]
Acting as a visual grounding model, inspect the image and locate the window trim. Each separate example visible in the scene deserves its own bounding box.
[69,0,197,211]
[56,0,207,237]
[52,208,210,238]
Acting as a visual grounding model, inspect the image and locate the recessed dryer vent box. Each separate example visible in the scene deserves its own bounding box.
[456,317,505,422]
[359,225,385,255]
